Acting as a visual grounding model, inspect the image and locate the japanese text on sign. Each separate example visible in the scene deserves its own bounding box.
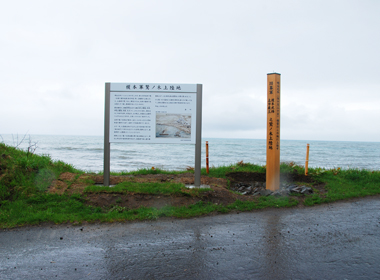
[109,83,197,144]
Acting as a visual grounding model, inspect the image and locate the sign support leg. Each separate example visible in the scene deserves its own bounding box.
[104,83,111,187]
[194,84,203,187]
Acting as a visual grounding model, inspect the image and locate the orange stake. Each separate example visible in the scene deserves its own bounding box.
[305,144,310,176]
[206,141,209,174]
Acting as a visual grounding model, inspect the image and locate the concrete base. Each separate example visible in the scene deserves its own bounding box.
[95,184,116,187]
[185,184,210,189]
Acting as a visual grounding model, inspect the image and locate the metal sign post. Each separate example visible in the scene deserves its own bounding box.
[103,83,202,187]
[266,73,281,191]
[194,84,202,187]
[104,83,111,187]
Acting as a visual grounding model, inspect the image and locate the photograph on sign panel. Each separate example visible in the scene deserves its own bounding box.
[156,113,191,138]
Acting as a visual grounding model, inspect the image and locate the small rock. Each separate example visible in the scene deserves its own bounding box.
[260,189,273,196]
[300,186,313,194]
[290,186,302,193]
[245,186,253,194]
[272,192,282,197]
[273,189,288,197]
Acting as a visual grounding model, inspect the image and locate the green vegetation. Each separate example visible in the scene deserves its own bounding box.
[0,143,81,202]
[84,181,211,196]
[110,168,187,176]
[1,142,380,228]
[204,161,266,178]
[304,167,380,205]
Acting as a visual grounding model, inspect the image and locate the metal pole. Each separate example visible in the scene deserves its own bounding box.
[206,141,209,174]
[194,84,203,187]
[104,83,111,187]
[305,143,310,176]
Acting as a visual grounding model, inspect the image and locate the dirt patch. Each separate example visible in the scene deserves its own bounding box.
[48,171,325,210]
[227,170,316,185]
[48,180,67,195]
[59,172,77,181]
[311,183,328,195]
[90,173,227,187]
[84,185,255,210]
[227,171,266,183]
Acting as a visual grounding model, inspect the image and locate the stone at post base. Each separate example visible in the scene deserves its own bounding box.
[259,189,273,196]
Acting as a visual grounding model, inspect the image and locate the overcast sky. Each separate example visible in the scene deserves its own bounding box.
[1,0,379,142]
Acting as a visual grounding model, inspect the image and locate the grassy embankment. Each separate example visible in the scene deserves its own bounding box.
[1,142,380,228]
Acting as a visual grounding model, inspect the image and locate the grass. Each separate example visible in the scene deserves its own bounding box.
[0,143,81,201]
[203,161,266,178]
[0,195,299,228]
[305,168,380,205]
[84,181,211,196]
[1,142,380,228]
[110,168,187,176]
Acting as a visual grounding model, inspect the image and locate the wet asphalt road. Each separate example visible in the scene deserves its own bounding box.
[1,197,380,280]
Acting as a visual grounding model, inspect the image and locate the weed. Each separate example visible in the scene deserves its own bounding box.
[108,205,127,213]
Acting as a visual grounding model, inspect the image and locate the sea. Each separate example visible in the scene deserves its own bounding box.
[1,134,379,173]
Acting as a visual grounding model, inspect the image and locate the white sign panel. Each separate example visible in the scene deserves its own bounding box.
[109,83,197,144]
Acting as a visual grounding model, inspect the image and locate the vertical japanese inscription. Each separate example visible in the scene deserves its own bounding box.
[266,73,281,191]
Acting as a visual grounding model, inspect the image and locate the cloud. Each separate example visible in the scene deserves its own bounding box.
[0,0,379,141]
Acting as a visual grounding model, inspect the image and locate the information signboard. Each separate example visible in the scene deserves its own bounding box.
[109,83,197,144]
[103,83,203,187]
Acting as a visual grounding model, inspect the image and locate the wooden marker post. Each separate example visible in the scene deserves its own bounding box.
[305,144,310,176]
[206,141,209,174]
[266,73,281,191]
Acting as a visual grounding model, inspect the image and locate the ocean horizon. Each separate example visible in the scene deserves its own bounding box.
[1,134,379,173]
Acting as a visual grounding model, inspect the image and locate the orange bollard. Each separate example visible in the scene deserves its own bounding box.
[305,144,310,176]
[206,141,209,174]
